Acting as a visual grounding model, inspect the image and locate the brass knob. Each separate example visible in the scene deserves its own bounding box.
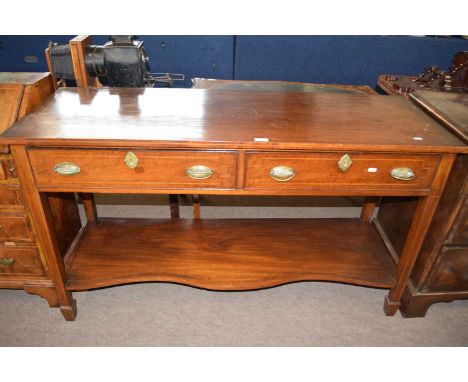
[338,154,352,172]
[186,165,214,180]
[0,258,14,266]
[53,162,81,176]
[269,166,295,182]
[391,167,415,181]
[124,151,139,169]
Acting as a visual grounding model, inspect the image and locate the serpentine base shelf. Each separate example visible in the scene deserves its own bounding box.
[64,218,396,291]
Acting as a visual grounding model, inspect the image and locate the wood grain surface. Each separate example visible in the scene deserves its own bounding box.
[65,218,396,291]
[1,88,466,153]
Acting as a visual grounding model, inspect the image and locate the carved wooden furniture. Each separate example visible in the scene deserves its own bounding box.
[377,90,468,317]
[0,88,466,321]
[0,72,82,306]
[377,51,468,96]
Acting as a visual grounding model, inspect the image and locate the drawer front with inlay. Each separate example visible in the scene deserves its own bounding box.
[0,246,44,276]
[28,149,237,190]
[0,186,24,210]
[0,214,34,243]
[245,152,440,191]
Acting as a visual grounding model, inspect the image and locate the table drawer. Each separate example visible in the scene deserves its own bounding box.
[28,149,237,190]
[0,186,24,210]
[245,152,440,191]
[0,214,34,243]
[0,246,44,276]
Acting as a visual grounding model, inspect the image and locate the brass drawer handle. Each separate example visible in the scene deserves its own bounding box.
[0,258,14,266]
[270,166,295,182]
[186,165,214,180]
[391,167,415,181]
[53,162,81,176]
[124,151,139,169]
[338,154,352,172]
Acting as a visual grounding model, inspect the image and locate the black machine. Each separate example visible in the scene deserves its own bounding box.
[48,35,183,87]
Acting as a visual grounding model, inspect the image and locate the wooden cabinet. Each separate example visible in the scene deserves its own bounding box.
[0,72,81,303]
[0,73,55,135]
[0,87,465,321]
[375,88,468,317]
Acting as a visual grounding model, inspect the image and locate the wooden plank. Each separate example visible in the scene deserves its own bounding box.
[69,35,92,88]
[65,218,396,291]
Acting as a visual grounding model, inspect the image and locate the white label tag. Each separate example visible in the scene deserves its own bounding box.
[254,138,269,142]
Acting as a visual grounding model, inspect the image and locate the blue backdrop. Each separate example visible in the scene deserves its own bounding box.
[1,35,467,88]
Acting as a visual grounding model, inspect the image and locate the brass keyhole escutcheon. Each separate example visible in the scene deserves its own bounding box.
[0,258,14,266]
[338,154,352,172]
[124,151,139,169]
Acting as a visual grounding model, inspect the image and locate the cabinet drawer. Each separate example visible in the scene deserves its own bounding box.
[0,245,44,276]
[245,152,440,191]
[28,149,237,190]
[0,186,24,210]
[0,214,34,243]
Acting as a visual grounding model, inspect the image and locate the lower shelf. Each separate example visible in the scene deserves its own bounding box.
[64,218,396,291]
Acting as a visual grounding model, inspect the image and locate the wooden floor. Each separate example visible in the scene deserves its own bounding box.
[65,218,396,291]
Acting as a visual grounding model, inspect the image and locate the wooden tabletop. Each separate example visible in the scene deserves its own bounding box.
[1,88,466,153]
[410,90,468,144]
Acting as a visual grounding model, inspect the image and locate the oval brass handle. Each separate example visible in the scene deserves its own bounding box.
[391,167,415,181]
[53,162,81,176]
[186,165,214,180]
[338,154,352,172]
[0,258,14,266]
[270,166,295,182]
